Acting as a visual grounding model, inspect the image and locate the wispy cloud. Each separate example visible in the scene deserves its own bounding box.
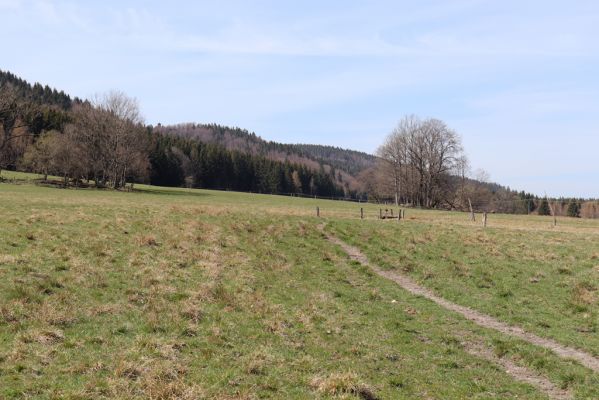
[2,0,599,196]
[467,88,599,117]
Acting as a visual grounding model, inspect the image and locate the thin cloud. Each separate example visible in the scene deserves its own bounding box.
[2,0,598,196]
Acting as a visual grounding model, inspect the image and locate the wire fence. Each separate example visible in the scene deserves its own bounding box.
[300,205,599,236]
[254,190,599,219]
[4,170,599,219]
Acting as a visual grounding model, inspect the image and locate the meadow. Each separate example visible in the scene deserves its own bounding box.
[0,171,598,399]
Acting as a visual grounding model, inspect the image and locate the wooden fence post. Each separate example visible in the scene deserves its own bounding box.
[360,207,364,219]
[468,198,475,222]
[547,198,557,227]
[316,206,320,217]
[483,212,487,228]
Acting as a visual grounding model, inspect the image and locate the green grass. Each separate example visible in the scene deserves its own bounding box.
[0,170,50,181]
[1,172,598,398]
[326,217,599,357]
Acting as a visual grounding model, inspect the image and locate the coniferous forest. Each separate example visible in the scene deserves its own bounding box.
[149,133,343,196]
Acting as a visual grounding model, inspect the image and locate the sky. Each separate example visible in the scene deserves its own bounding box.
[1,0,598,197]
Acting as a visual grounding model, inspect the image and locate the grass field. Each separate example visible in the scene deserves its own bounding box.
[1,171,598,399]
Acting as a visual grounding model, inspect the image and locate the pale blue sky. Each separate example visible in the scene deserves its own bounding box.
[2,0,598,197]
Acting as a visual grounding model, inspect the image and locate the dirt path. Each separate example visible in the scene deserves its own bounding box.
[322,229,599,377]
[463,339,573,400]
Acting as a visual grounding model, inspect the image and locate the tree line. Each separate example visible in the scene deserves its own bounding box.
[149,133,344,196]
[20,92,148,188]
[0,70,73,109]
[1,80,346,197]
[153,123,371,196]
[2,69,598,217]
[370,115,592,217]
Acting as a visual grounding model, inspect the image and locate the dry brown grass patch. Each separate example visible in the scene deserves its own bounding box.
[39,303,79,327]
[88,303,122,317]
[180,301,203,323]
[310,372,378,399]
[143,379,204,400]
[67,361,107,375]
[19,328,65,345]
[138,235,159,247]
[245,348,276,376]
[573,282,597,305]
[109,360,204,400]
[0,254,18,265]
[0,303,22,323]
[115,360,144,380]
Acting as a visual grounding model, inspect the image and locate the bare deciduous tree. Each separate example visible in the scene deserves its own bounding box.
[376,115,466,208]
[70,91,149,188]
[376,115,418,205]
[20,130,57,181]
[52,126,86,186]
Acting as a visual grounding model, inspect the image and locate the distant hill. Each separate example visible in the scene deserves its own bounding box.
[154,123,377,192]
[0,70,75,110]
[289,144,377,177]
[3,69,596,214]
[1,69,376,194]
[0,70,75,138]
[1,70,371,198]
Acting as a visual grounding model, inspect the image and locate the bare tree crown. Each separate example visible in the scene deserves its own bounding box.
[376,115,467,207]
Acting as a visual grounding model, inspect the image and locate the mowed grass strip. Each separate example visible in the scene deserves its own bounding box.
[1,176,598,398]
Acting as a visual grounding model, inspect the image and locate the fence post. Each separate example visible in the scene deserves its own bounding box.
[360,207,364,219]
[483,212,487,228]
[468,198,475,222]
[547,198,557,227]
[316,206,320,218]
[379,209,382,219]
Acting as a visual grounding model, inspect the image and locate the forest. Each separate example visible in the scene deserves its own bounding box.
[0,70,345,198]
[1,69,596,216]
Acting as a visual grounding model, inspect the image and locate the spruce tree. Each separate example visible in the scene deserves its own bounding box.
[567,201,581,218]
[538,199,551,216]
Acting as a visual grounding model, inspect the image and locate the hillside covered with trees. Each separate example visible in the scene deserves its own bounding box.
[0,70,351,198]
[153,123,376,194]
[1,69,597,216]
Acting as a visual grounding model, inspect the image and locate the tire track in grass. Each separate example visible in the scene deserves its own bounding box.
[322,228,596,398]
[462,339,572,400]
[322,230,599,373]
